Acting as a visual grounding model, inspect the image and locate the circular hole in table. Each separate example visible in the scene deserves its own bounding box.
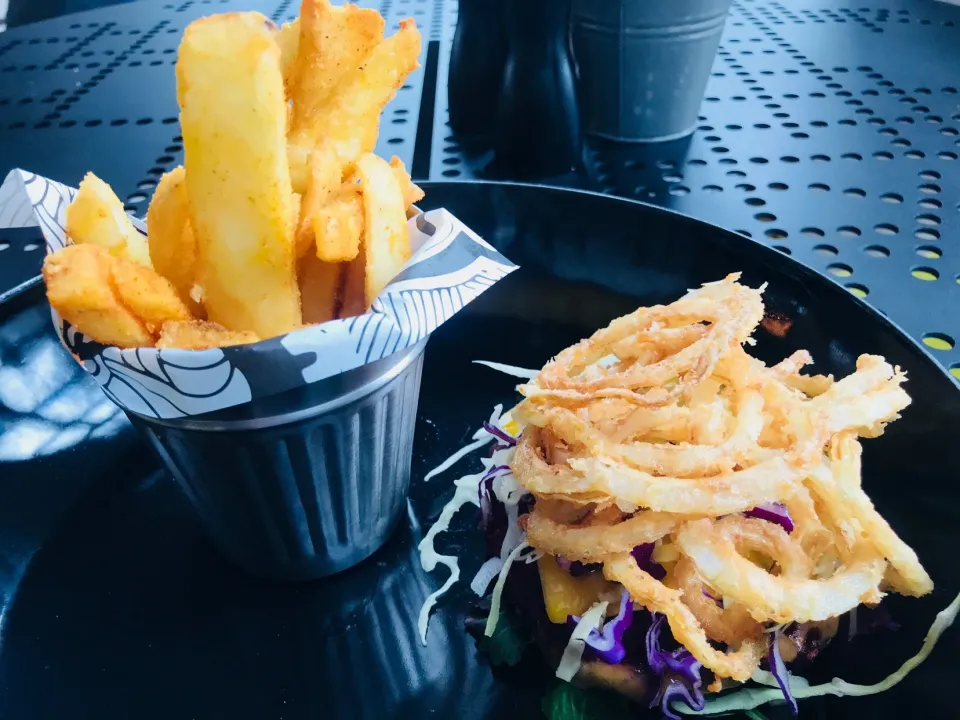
[912,267,939,281]
[827,263,853,277]
[916,246,942,259]
[922,333,954,350]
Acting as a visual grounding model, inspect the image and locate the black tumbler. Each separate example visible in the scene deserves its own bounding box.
[447,0,508,137]
[491,0,581,179]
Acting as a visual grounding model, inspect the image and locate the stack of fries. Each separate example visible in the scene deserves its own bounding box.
[42,1,423,350]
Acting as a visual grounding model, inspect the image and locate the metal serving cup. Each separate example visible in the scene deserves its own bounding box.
[571,0,732,142]
[127,339,428,582]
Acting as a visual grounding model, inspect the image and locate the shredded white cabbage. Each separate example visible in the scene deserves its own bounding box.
[679,589,960,715]
[472,360,540,379]
[556,600,609,682]
[416,472,484,644]
[416,400,525,645]
[470,556,504,597]
[423,403,502,482]
[423,437,492,482]
[485,541,532,637]
[501,501,525,560]
[751,668,810,690]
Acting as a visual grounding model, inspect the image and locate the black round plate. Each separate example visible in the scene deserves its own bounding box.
[0,182,957,720]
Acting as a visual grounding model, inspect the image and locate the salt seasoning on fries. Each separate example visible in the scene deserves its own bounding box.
[41,0,423,349]
[419,275,939,717]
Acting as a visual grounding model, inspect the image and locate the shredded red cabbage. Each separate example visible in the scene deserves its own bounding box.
[744,503,795,533]
[769,625,799,715]
[482,422,517,447]
[556,556,602,577]
[478,465,512,528]
[631,543,667,580]
[568,589,634,664]
[654,678,706,720]
[646,612,705,719]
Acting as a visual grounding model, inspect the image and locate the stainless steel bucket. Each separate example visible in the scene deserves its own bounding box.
[572,0,732,142]
[129,339,428,581]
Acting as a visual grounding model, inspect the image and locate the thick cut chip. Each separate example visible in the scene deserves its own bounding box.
[310,19,421,162]
[295,141,351,259]
[66,172,152,267]
[43,244,151,347]
[355,152,410,306]
[43,244,190,347]
[157,319,259,349]
[340,247,367,318]
[389,156,424,209]
[314,184,364,262]
[288,0,384,151]
[177,12,302,338]
[298,252,341,324]
[110,252,192,332]
[277,19,300,94]
[146,166,201,315]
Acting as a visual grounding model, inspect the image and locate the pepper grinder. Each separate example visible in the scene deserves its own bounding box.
[490,0,581,180]
[447,0,508,138]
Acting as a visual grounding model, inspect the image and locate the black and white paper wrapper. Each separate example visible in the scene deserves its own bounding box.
[0,169,517,420]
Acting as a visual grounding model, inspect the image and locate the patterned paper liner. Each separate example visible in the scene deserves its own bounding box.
[0,169,517,419]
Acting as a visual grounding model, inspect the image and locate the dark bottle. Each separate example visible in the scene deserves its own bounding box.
[447,0,508,138]
[491,0,581,180]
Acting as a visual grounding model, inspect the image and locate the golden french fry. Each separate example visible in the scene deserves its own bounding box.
[340,250,366,319]
[389,155,424,209]
[288,0,384,151]
[295,141,345,258]
[277,19,300,94]
[177,12,302,338]
[110,253,193,332]
[66,172,152,267]
[288,143,312,195]
[146,166,203,316]
[44,244,152,347]
[314,184,364,262]
[43,244,190,348]
[157,319,259,349]
[297,252,341,324]
[311,19,421,161]
[355,152,410,306]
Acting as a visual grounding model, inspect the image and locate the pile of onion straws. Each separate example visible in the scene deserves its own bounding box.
[419,274,954,718]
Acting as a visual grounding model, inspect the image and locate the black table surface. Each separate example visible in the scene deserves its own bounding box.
[0,1,957,717]
[0,0,958,377]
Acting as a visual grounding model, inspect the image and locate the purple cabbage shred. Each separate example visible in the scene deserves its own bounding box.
[483,422,517,448]
[567,589,634,664]
[646,613,706,720]
[769,625,799,715]
[631,543,667,580]
[744,502,795,533]
[653,679,706,720]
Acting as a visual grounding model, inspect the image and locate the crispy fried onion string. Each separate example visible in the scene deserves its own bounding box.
[604,553,766,682]
[523,508,680,562]
[674,518,885,624]
[499,275,928,684]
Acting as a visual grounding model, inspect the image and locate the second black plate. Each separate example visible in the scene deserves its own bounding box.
[0,182,957,719]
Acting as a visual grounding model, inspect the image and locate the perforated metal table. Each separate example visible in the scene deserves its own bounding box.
[0,0,958,377]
